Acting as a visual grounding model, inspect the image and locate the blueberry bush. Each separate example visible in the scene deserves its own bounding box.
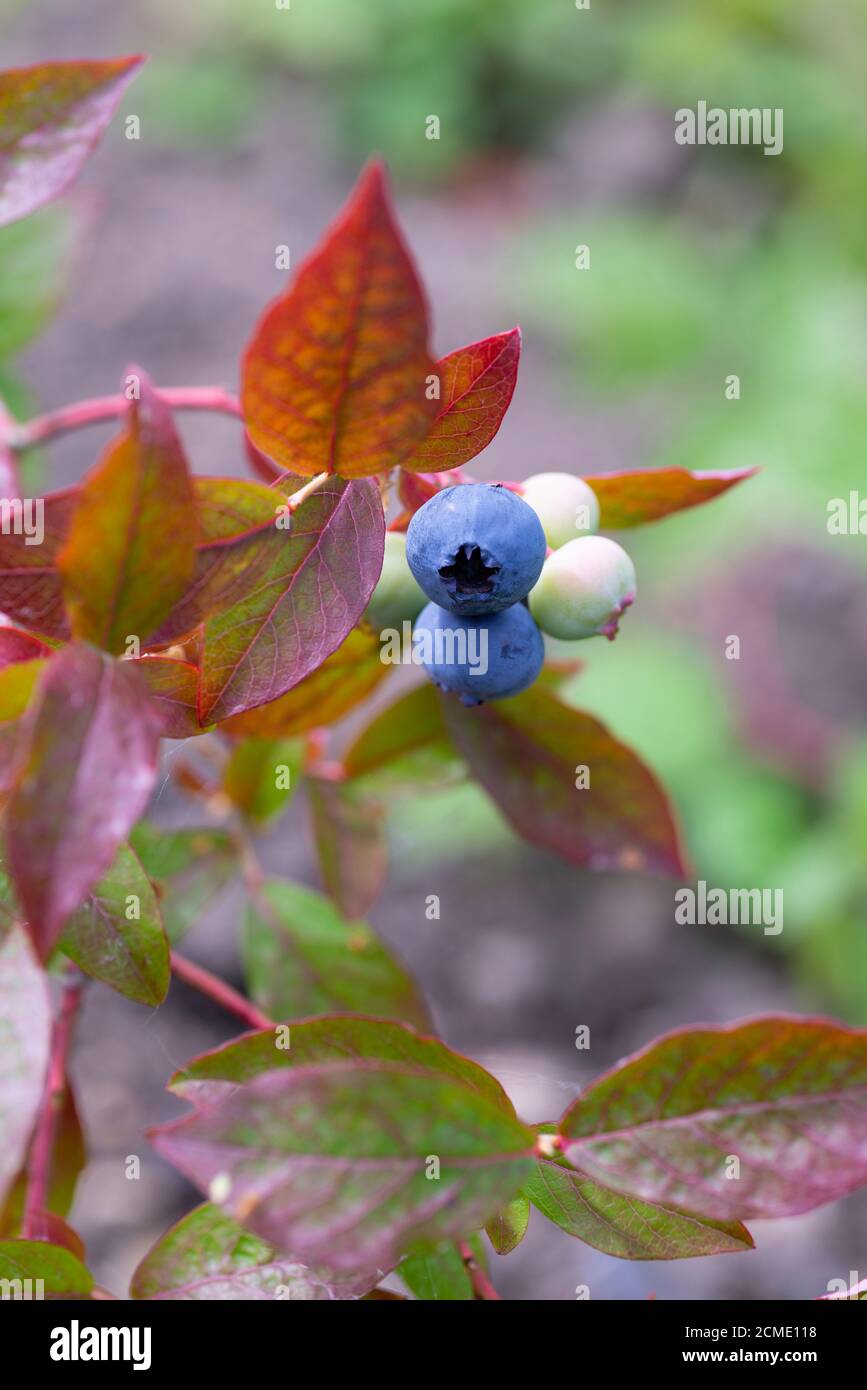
[0,55,866,1303]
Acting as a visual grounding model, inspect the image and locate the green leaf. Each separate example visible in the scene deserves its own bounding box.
[59,842,169,1006]
[485,1193,530,1255]
[525,1159,753,1260]
[131,1202,375,1300]
[129,824,236,946]
[150,1055,535,1274]
[222,736,302,825]
[343,682,464,797]
[0,206,80,359]
[399,1241,473,1300]
[307,777,388,921]
[558,1017,867,1222]
[0,927,52,1207]
[244,879,430,1028]
[169,1014,515,1118]
[0,1238,92,1298]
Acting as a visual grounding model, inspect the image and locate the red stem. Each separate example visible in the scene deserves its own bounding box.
[170,949,272,1031]
[10,386,242,450]
[22,972,84,1238]
[459,1240,502,1300]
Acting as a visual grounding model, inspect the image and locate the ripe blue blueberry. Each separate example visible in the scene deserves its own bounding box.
[414,599,544,705]
[406,482,547,616]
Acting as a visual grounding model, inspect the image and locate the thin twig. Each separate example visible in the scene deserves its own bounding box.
[8,386,242,450]
[170,950,273,1032]
[286,471,331,510]
[459,1240,502,1300]
[22,971,85,1238]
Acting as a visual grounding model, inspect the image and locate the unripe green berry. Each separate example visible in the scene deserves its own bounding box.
[364,532,427,632]
[529,536,636,641]
[520,472,600,549]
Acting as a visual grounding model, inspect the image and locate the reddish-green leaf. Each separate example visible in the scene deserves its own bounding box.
[150,1057,535,1273]
[6,644,162,956]
[403,329,520,474]
[244,879,429,1029]
[559,1017,867,1222]
[198,476,385,722]
[170,1015,515,1118]
[525,1158,753,1260]
[131,656,203,738]
[590,466,756,529]
[58,372,197,653]
[0,1238,92,1298]
[0,57,142,227]
[242,161,437,478]
[441,686,687,877]
[222,736,302,825]
[485,1194,530,1256]
[131,1202,375,1300]
[59,842,169,1007]
[307,776,388,921]
[0,927,51,1207]
[399,1242,474,1300]
[0,627,51,669]
[219,624,390,738]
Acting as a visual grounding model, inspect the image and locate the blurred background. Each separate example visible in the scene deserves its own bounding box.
[3,0,867,1299]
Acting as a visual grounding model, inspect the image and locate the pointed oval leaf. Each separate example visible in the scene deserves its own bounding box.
[244,879,429,1029]
[242,162,438,478]
[199,476,385,722]
[403,329,521,474]
[219,624,390,738]
[170,1014,516,1118]
[129,823,236,947]
[0,1238,92,1298]
[59,842,169,1006]
[441,685,687,876]
[485,1193,530,1256]
[525,1158,753,1260]
[131,1202,375,1300]
[344,682,462,796]
[0,57,143,227]
[222,736,303,825]
[150,1058,535,1274]
[590,466,757,529]
[0,927,51,1207]
[0,488,77,639]
[559,1016,867,1222]
[58,372,197,653]
[6,644,162,956]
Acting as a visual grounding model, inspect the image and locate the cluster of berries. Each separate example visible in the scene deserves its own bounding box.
[366,476,637,705]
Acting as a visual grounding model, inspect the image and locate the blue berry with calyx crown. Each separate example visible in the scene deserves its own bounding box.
[414,599,544,705]
[406,482,547,616]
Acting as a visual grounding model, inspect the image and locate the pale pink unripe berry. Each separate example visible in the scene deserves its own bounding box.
[528,536,636,640]
[520,472,600,550]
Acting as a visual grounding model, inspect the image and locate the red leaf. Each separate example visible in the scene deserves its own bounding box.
[198,477,385,723]
[0,627,51,670]
[440,686,687,877]
[393,466,469,530]
[57,370,197,653]
[402,328,520,473]
[559,1016,867,1221]
[242,161,438,478]
[6,644,162,957]
[590,467,757,529]
[0,56,143,227]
